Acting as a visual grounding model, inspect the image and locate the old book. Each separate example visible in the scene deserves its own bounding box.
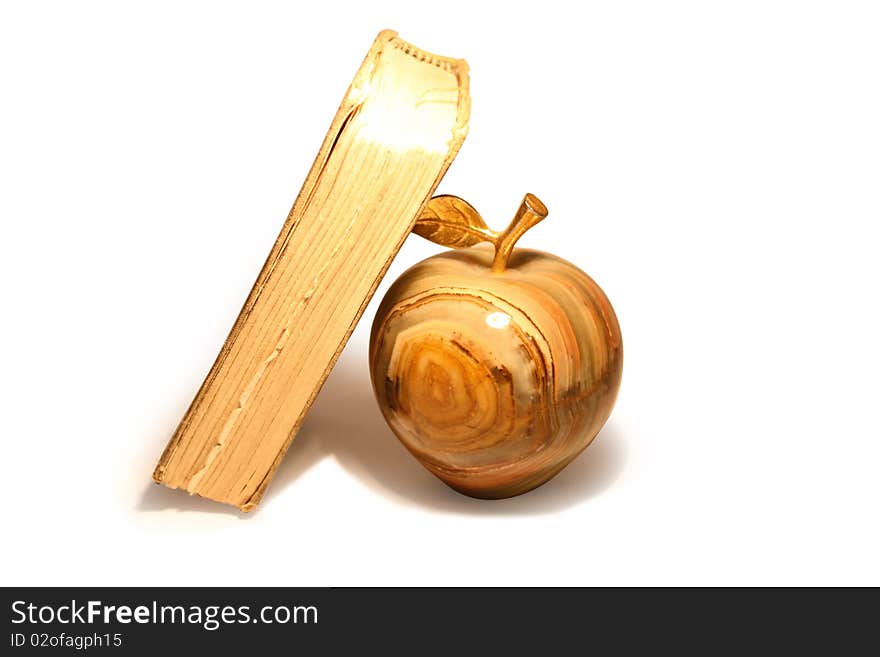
[153,30,471,510]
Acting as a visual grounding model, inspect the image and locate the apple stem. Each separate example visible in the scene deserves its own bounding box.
[491,193,549,273]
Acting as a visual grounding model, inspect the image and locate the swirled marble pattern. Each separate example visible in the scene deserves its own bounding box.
[370,245,623,498]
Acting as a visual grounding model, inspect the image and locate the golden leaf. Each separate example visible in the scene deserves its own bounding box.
[413,195,496,248]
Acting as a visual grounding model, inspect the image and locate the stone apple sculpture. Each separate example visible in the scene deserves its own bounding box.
[369,194,623,498]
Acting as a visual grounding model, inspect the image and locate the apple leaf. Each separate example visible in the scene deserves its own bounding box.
[413,195,496,248]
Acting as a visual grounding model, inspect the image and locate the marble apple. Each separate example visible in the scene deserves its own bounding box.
[369,194,622,499]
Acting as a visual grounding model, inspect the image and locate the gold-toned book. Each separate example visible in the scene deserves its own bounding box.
[153,30,470,510]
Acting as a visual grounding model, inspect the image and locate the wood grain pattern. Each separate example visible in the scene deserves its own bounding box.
[370,244,623,499]
[153,30,470,511]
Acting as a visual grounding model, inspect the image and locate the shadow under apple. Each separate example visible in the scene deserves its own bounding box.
[268,344,627,515]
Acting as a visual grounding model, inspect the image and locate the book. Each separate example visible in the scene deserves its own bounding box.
[153,30,471,510]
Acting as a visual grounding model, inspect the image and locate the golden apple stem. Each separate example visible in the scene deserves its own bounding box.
[491,193,549,273]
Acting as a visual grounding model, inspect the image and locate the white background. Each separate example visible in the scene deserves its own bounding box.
[2,1,878,586]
